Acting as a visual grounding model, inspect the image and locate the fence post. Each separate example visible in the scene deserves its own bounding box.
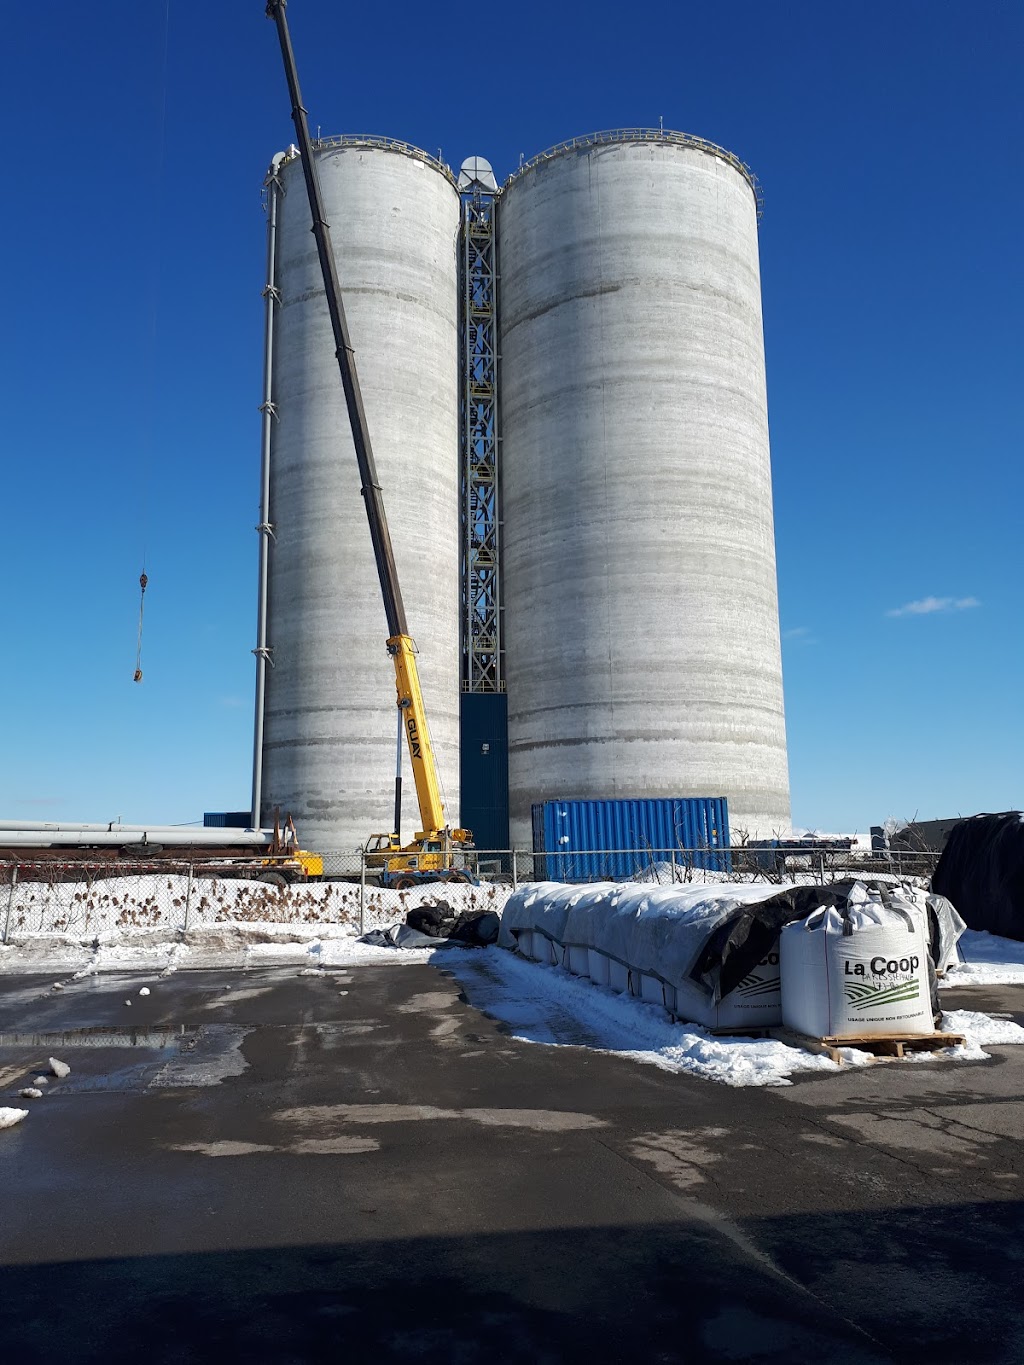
[817,851,825,885]
[359,850,366,934]
[511,849,518,890]
[183,862,194,933]
[3,865,18,945]
[670,848,677,883]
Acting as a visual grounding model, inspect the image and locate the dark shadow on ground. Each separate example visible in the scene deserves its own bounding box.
[6,1199,1024,1365]
[2,1217,893,1365]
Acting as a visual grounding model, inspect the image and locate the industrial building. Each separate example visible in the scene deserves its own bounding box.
[252,130,791,853]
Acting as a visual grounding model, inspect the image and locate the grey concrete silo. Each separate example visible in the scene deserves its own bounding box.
[259,139,461,851]
[497,132,790,843]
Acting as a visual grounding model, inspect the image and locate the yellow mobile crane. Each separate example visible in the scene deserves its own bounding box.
[268,2,473,889]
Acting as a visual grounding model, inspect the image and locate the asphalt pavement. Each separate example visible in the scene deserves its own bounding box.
[1,961,1022,1364]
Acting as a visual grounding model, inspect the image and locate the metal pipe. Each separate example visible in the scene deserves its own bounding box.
[3,866,17,944]
[359,850,366,934]
[252,158,282,828]
[0,820,265,834]
[0,819,268,836]
[0,829,272,848]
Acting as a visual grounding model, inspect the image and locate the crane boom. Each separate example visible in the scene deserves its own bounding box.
[266,0,460,847]
[266,0,406,639]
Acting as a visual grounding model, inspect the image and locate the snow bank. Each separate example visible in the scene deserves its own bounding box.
[940,930,1024,987]
[0,919,459,974]
[444,948,1024,1086]
[940,1009,1024,1061]
[444,947,847,1087]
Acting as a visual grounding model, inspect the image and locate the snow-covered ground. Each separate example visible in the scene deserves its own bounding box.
[941,930,1024,987]
[440,946,1024,1088]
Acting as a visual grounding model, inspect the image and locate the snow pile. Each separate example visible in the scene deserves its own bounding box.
[443,947,1024,1086]
[941,930,1024,987]
[941,1009,1024,1060]
[0,917,474,975]
[444,947,848,1087]
[0,1108,29,1129]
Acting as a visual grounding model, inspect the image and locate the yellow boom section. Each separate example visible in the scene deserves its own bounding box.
[388,635,447,839]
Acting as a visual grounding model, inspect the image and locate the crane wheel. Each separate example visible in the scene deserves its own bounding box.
[258,871,288,889]
[444,871,469,884]
[394,876,417,890]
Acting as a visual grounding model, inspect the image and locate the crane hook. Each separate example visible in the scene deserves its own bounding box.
[134,571,149,683]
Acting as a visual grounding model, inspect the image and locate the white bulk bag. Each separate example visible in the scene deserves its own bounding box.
[781,892,933,1039]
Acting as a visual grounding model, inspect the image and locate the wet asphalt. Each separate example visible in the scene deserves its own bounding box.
[0,961,1022,1365]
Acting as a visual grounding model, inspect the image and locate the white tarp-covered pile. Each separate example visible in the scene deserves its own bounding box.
[499,881,789,1029]
[499,880,967,1033]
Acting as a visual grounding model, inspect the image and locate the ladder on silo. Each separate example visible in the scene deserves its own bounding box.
[459,181,503,695]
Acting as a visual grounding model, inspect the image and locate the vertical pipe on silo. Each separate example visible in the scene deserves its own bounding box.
[251,161,282,829]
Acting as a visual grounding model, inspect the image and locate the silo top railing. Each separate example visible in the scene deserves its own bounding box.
[502,128,763,219]
[277,134,459,189]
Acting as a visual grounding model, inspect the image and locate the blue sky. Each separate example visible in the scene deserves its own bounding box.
[2,1,1021,835]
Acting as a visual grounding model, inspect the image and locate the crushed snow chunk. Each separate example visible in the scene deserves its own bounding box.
[0,1108,29,1129]
[32,1076,49,1086]
[48,1057,71,1078]
[19,1088,43,1099]
[139,987,150,996]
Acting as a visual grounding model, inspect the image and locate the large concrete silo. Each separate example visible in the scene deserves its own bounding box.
[497,132,790,843]
[257,138,461,852]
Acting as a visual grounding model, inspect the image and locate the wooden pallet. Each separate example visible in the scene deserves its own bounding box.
[775,1029,965,1065]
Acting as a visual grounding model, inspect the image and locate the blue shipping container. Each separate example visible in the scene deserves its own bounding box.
[203,812,252,829]
[531,798,730,882]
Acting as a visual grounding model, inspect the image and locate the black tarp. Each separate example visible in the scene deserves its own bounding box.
[931,813,1024,941]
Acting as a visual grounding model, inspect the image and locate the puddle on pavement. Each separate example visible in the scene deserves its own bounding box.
[0,1025,195,1049]
[0,1023,252,1092]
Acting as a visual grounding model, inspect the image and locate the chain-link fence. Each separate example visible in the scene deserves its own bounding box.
[0,861,368,942]
[2,845,939,944]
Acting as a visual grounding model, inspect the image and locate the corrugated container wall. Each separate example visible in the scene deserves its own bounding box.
[498,135,791,844]
[260,142,461,851]
[532,797,730,881]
